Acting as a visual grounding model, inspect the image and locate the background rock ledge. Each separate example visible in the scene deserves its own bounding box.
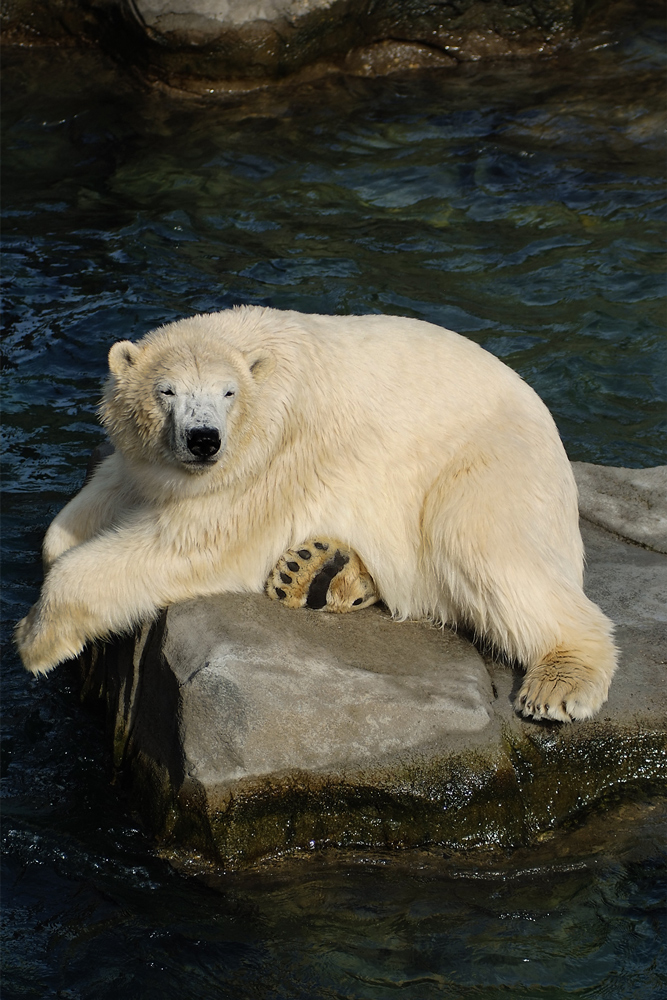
[1,0,656,92]
[75,464,667,866]
[572,462,667,553]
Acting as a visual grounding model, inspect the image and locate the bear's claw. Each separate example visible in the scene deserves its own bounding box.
[516,661,606,722]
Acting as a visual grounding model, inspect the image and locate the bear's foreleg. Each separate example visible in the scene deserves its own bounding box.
[17,511,225,675]
[42,451,136,572]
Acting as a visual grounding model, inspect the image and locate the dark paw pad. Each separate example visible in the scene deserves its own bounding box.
[265,537,379,613]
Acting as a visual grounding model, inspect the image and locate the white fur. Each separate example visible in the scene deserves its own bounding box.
[16,306,618,721]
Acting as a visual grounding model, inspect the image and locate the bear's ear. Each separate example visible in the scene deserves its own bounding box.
[245,347,275,384]
[108,340,140,375]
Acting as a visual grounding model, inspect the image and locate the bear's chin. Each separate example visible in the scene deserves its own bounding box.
[180,458,219,474]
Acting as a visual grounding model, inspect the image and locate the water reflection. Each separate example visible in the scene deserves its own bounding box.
[3,793,666,997]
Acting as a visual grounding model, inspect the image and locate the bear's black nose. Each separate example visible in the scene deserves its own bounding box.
[186,427,221,459]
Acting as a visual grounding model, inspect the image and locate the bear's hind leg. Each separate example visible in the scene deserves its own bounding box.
[266,538,378,612]
[42,449,133,571]
[421,452,618,722]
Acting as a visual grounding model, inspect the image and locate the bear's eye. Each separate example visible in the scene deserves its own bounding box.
[224,390,235,398]
[160,388,175,397]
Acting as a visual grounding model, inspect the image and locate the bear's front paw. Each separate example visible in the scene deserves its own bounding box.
[516,652,609,723]
[266,538,378,613]
[15,601,86,675]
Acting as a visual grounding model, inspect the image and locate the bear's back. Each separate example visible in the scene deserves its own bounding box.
[142,307,564,472]
[217,307,555,447]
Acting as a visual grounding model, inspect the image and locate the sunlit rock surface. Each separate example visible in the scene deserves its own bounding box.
[1,0,653,91]
[572,463,667,554]
[77,464,667,865]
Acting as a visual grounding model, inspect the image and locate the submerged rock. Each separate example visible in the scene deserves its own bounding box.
[76,465,667,866]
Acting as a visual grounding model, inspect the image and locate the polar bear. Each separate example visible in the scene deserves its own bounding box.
[16,306,618,722]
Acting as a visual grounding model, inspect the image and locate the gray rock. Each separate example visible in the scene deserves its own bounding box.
[77,467,667,866]
[171,596,493,786]
[135,0,335,31]
[573,462,667,553]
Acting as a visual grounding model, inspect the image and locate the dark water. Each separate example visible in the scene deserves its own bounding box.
[2,19,666,998]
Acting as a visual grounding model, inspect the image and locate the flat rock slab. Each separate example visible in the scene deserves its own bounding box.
[171,598,493,789]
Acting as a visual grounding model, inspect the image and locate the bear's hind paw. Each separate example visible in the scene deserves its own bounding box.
[516,650,609,723]
[266,538,378,613]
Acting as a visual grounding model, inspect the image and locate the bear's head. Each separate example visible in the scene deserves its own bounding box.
[100,321,275,482]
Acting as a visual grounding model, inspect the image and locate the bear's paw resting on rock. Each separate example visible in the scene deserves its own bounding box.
[266,537,378,612]
[15,305,618,722]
